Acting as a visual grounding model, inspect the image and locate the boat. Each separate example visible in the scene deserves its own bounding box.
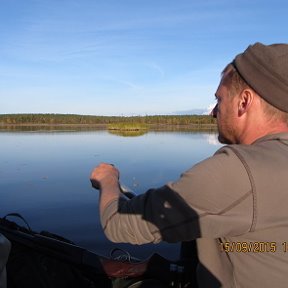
[0,213,198,288]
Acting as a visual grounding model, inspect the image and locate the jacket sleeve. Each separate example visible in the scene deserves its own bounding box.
[101,146,253,244]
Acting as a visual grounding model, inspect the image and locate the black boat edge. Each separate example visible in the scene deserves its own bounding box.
[0,214,197,288]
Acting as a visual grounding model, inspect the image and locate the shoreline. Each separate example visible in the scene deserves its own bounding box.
[0,123,217,131]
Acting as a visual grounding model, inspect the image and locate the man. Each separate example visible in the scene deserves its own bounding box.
[90,43,288,287]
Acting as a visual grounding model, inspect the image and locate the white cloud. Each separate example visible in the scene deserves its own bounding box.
[144,62,165,78]
[202,103,216,115]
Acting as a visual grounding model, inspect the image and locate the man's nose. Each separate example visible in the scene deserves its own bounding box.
[210,104,218,118]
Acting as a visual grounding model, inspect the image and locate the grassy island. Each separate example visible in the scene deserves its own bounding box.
[108,122,149,131]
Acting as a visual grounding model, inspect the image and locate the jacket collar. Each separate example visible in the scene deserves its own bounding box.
[252,132,288,144]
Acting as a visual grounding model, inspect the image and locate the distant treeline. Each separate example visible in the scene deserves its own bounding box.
[0,113,216,126]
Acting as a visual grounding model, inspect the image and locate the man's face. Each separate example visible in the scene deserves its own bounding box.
[212,76,239,144]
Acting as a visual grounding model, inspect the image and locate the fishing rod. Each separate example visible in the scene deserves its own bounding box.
[119,183,137,199]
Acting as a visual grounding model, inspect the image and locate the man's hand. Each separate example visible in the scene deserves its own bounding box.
[90,163,120,190]
[90,163,121,215]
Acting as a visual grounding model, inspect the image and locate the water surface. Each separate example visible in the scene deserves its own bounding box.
[0,128,221,260]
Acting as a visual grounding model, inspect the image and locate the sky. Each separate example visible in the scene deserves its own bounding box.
[1,0,288,116]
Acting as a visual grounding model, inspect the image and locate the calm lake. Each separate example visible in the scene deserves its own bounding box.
[0,128,222,260]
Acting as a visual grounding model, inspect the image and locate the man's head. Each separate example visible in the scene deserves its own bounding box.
[212,42,288,144]
[233,42,288,113]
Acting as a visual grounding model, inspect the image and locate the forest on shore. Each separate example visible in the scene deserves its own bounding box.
[0,113,216,129]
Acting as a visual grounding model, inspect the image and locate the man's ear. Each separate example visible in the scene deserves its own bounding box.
[238,89,254,116]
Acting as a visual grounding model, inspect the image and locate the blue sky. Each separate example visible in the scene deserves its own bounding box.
[1,0,288,116]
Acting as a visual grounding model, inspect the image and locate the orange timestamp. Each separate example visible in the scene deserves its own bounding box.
[219,241,277,253]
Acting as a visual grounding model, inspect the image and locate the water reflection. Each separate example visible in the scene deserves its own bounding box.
[204,133,220,145]
[0,125,106,132]
[108,129,148,137]
[0,128,221,260]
